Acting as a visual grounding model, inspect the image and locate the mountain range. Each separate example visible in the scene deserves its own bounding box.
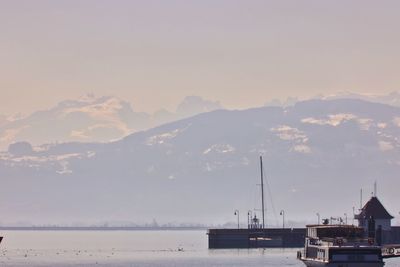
[1,98,400,226]
[0,95,222,151]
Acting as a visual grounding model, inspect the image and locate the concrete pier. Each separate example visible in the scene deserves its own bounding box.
[208,228,306,249]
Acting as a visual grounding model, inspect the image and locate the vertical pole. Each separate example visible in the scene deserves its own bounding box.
[247,210,252,229]
[234,210,239,229]
[360,189,363,210]
[260,156,265,229]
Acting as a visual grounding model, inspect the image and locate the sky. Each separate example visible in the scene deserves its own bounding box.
[1,0,400,116]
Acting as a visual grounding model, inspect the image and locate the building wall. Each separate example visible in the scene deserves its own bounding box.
[359,218,391,232]
[375,219,391,231]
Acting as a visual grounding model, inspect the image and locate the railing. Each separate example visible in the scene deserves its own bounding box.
[382,245,400,258]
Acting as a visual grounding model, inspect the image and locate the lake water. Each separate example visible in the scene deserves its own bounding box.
[0,230,399,266]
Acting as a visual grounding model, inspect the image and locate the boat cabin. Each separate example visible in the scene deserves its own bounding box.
[307,224,365,241]
[299,225,384,266]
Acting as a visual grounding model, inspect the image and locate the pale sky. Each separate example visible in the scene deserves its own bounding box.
[1,0,400,115]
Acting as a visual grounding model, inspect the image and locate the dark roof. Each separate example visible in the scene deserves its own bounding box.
[357,197,394,220]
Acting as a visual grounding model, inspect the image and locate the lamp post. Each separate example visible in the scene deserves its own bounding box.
[280,210,285,229]
[344,213,348,225]
[247,210,252,229]
[316,212,320,225]
[234,210,240,229]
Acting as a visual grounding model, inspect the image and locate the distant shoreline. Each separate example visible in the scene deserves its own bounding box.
[0,226,208,231]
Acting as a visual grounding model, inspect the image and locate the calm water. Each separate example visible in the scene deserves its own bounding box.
[0,230,399,267]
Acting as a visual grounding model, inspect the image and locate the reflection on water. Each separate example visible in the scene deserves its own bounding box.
[0,230,398,266]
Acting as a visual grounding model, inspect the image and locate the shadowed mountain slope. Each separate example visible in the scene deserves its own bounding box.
[1,99,400,225]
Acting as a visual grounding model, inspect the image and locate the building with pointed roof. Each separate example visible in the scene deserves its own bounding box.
[355,196,394,231]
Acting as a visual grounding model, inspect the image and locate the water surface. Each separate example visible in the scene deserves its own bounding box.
[0,230,398,266]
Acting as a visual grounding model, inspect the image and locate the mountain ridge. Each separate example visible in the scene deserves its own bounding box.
[1,98,400,225]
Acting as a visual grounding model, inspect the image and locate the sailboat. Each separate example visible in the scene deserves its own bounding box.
[208,156,305,248]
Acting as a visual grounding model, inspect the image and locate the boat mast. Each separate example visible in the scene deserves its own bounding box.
[260,156,265,229]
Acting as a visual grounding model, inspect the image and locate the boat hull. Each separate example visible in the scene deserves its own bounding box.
[301,259,384,267]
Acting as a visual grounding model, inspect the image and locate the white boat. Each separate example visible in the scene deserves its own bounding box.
[297,224,384,267]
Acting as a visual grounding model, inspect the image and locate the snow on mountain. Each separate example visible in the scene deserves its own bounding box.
[0,95,223,151]
[265,91,400,108]
[1,98,400,225]
[320,91,400,107]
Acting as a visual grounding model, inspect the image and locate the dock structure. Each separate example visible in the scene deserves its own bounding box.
[208,228,306,248]
[208,196,400,249]
[208,157,307,249]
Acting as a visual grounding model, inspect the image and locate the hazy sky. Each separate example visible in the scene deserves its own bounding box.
[1,0,400,115]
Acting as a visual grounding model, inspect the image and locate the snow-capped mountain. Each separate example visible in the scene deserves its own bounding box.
[0,95,223,151]
[321,91,400,107]
[1,98,400,225]
[265,91,400,108]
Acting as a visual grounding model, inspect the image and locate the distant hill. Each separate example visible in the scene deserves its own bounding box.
[1,98,400,226]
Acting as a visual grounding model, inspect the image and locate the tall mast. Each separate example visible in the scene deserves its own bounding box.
[260,156,265,229]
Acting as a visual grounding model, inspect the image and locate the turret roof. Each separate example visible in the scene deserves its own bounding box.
[357,196,394,220]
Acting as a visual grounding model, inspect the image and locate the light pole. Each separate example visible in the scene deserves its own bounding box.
[280,210,285,229]
[316,212,320,225]
[352,207,355,225]
[247,210,252,229]
[234,210,240,229]
[344,213,348,225]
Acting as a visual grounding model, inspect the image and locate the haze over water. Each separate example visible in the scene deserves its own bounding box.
[0,230,398,267]
[2,1,400,266]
